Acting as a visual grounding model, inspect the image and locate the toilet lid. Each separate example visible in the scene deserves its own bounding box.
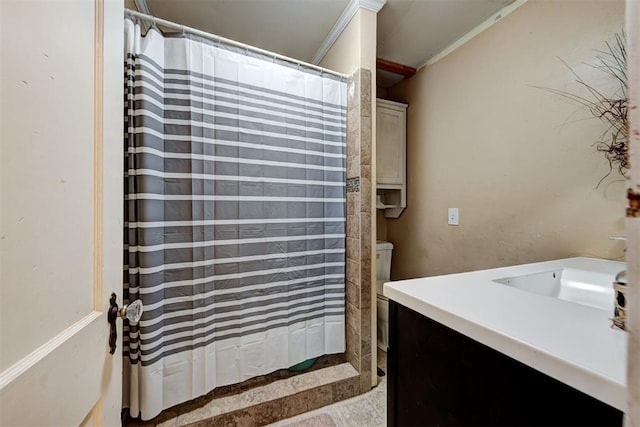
[376,280,385,296]
[376,240,394,251]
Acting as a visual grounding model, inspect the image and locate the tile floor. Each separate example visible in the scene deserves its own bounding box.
[266,349,387,427]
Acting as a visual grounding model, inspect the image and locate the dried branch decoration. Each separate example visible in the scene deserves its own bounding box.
[534,32,628,187]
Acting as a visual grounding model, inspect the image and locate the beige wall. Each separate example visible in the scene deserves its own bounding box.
[320,12,361,75]
[320,9,377,77]
[320,8,377,150]
[386,0,627,280]
[125,0,137,11]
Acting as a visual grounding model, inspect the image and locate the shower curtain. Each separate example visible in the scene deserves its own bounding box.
[123,21,347,420]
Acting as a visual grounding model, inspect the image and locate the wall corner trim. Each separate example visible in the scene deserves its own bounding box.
[311,0,386,65]
[418,0,528,70]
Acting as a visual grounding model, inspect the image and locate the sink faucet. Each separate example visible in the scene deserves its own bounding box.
[609,237,627,330]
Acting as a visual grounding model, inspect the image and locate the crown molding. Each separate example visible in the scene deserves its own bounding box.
[359,0,386,13]
[419,0,528,70]
[311,0,386,65]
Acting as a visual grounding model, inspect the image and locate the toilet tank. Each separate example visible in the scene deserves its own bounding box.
[376,240,394,283]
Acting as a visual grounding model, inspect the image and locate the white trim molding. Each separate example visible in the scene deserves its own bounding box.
[359,0,387,13]
[311,0,386,65]
[419,0,528,70]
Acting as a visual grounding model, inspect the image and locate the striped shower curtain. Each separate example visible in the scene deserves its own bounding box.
[123,21,347,420]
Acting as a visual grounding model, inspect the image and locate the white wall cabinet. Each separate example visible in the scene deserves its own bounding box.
[376,98,407,218]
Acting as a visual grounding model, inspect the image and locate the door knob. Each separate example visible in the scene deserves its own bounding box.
[108,292,144,354]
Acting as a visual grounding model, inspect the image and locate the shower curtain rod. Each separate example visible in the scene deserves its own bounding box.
[124,9,347,78]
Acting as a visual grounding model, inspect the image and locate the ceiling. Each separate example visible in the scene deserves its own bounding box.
[141,0,514,88]
[377,0,513,87]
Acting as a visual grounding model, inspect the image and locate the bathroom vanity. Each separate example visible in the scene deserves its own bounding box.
[384,257,626,426]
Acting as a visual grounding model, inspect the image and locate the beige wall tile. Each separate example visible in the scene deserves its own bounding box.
[359,116,372,166]
[360,176,372,214]
[361,164,371,181]
[346,133,361,179]
[347,102,361,128]
[360,213,372,260]
[346,237,361,262]
[331,377,360,402]
[347,192,360,216]
[346,302,360,333]
[347,71,361,111]
[346,322,361,371]
[346,258,361,285]
[360,259,372,308]
[346,279,360,309]
[360,306,372,356]
[359,353,372,393]
[346,214,360,239]
[360,69,372,118]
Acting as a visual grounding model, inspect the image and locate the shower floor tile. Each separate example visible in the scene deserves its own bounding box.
[125,353,386,427]
[266,349,387,427]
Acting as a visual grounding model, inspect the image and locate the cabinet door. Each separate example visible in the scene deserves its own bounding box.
[376,105,405,185]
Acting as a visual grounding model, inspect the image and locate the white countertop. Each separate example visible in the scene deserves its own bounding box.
[383,257,627,411]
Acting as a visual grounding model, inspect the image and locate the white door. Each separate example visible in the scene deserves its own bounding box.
[0,0,124,425]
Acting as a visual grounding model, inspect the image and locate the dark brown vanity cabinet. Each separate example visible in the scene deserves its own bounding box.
[387,300,623,426]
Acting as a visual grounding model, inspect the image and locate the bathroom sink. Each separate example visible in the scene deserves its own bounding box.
[385,257,628,412]
[493,267,617,311]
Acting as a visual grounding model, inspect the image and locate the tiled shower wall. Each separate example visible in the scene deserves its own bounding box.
[346,68,375,394]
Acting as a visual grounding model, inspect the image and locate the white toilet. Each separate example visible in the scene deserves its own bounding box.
[376,240,393,351]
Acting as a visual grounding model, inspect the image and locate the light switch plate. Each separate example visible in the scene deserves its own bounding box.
[448,208,459,226]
